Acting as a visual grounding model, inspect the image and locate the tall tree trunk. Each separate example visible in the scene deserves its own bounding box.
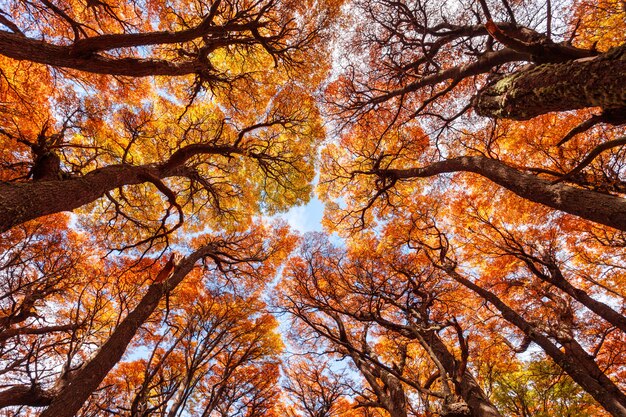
[38,245,213,417]
[474,43,626,120]
[368,315,502,417]
[351,354,408,417]
[382,155,626,231]
[444,267,626,417]
[332,314,409,417]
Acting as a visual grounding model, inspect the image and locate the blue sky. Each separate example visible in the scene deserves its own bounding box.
[279,195,325,233]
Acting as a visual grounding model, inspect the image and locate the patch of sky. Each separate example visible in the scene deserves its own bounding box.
[277,194,325,233]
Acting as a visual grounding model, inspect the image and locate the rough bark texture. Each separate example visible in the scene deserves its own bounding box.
[0,144,240,233]
[446,268,626,417]
[339,322,408,417]
[383,155,626,231]
[0,385,55,408]
[0,165,151,232]
[354,361,408,417]
[474,43,626,120]
[0,31,206,77]
[38,245,211,417]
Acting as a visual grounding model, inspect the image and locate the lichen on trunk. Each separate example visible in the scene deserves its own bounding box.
[474,43,626,120]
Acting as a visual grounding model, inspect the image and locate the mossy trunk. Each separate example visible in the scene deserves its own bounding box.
[474,43,626,120]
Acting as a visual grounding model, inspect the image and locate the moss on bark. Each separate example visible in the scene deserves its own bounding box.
[474,43,626,120]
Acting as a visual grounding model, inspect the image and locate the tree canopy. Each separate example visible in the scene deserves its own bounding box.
[0,0,624,416]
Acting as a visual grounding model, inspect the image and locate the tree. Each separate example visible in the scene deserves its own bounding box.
[487,359,603,417]
[84,290,283,417]
[1,1,625,416]
[0,0,325,78]
[0,222,294,416]
[281,359,351,417]
[323,0,626,231]
[0,1,336,415]
[0,0,335,248]
[318,3,626,413]
[385,211,626,417]
[279,233,502,417]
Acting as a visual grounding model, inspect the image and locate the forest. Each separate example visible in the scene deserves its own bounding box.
[0,0,624,416]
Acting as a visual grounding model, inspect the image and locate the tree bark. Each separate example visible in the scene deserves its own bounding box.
[419,330,499,417]
[365,315,502,417]
[523,260,626,334]
[380,155,626,231]
[0,144,242,233]
[444,267,626,417]
[38,244,213,417]
[353,359,408,417]
[474,43,626,120]
[0,164,153,233]
[0,31,210,77]
[0,384,55,408]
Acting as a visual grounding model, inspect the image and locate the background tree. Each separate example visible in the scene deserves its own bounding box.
[486,359,602,417]
[323,0,626,231]
[281,359,352,417]
[278,233,503,417]
[0,222,295,416]
[83,289,283,417]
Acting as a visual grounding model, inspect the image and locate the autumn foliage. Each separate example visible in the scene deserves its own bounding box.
[0,0,625,416]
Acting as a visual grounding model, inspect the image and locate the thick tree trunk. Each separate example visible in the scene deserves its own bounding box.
[0,144,239,233]
[0,29,210,77]
[38,245,212,417]
[352,357,408,417]
[445,268,626,417]
[384,155,626,231]
[474,43,626,120]
[379,371,409,417]
[0,384,55,408]
[368,316,502,417]
[0,165,154,233]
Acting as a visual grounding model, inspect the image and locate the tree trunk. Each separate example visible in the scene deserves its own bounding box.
[418,330,501,417]
[352,357,408,417]
[0,164,153,233]
[368,315,502,417]
[444,267,626,417]
[0,143,239,233]
[0,30,205,77]
[39,245,212,417]
[0,384,55,408]
[474,43,626,120]
[385,155,626,231]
